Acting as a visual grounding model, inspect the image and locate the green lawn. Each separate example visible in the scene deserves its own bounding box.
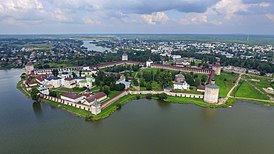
[52,87,86,94]
[174,87,204,94]
[243,74,274,97]
[232,80,269,100]
[164,96,228,108]
[87,95,139,121]
[215,72,239,98]
[90,86,100,93]
[108,91,120,99]
[43,99,91,117]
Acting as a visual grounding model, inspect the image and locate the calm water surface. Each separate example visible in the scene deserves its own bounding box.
[1,69,274,154]
[82,40,113,53]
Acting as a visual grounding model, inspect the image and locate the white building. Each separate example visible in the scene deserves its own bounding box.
[91,101,101,115]
[44,76,62,88]
[173,81,190,90]
[122,53,128,61]
[116,78,131,89]
[172,55,182,60]
[37,85,49,95]
[146,59,153,68]
[63,78,76,88]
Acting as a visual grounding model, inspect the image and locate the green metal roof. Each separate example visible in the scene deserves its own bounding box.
[206,84,219,89]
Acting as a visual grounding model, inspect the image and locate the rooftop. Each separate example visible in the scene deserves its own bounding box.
[62,93,82,99]
[206,84,219,89]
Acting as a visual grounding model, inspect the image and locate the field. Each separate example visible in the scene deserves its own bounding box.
[232,80,269,100]
[17,43,53,51]
[215,72,239,98]
[243,74,274,97]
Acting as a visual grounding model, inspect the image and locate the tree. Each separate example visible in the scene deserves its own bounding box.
[52,69,59,77]
[157,93,167,100]
[101,85,110,95]
[79,70,82,77]
[201,74,208,84]
[133,78,138,86]
[146,83,152,90]
[194,78,201,86]
[49,91,57,97]
[139,78,146,87]
[31,88,40,100]
[146,94,152,99]
[72,72,77,78]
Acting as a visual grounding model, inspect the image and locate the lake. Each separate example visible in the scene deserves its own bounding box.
[82,40,113,53]
[1,69,274,154]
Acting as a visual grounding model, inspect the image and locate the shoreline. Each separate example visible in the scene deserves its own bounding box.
[17,79,274,121]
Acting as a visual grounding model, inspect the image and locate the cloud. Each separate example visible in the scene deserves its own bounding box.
[266,14,274,23]
[180,14,208,25]
[82,16,101,25]
[142,12,169,25]
[105,0,220,14]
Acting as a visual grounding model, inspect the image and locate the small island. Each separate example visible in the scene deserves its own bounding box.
[18,53,274,121]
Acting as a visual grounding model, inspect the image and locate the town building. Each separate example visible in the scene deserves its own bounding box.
[173,81,190,90]
[61,93,83,103]
[63,78,76,88]
[44,76,62,88]
[37,85,49,95]
[91,101,101,115]
[82,92,107,106]
[175,74,185,83]
[204,81,219,104]
[197,85,205,92]
[212,64,221,75]
[122,52,128,61]
[116,78,131,89]
[146,59,153,68]
[78,75,94,88]
[25,62,34,75]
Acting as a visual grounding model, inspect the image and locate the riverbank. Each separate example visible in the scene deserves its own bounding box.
[16,79,274,121]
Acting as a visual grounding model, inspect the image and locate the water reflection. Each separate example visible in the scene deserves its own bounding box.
[157,100,171,109]
[201,108,216,123]
[32,102,43,119]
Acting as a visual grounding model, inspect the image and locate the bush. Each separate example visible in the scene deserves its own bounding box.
[136,95,141,99]
[146,94,152,99]
[157,93,167,100]
[49,91,57,97]
[116,104,122,110]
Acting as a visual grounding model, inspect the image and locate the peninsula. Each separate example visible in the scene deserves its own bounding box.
[18,53,274,121]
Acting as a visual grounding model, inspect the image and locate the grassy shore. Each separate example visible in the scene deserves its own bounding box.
[215,72,239,98]
[16,80,31,98]
[43,99,91,117]
[232,80,269,100]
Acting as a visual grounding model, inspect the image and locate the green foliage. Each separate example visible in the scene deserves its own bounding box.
[52,69,59,77]
[146,94,153,99]
[215,72,239,98]
[49,91,57,97]
[101,85,110,95]
[133,78,138,86]
[31,88,39,100]
[233,80,269,100]
[157,93,168,100]
[146,83,152,90]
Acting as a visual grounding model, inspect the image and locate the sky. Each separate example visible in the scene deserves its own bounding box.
[0,0,274,34]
